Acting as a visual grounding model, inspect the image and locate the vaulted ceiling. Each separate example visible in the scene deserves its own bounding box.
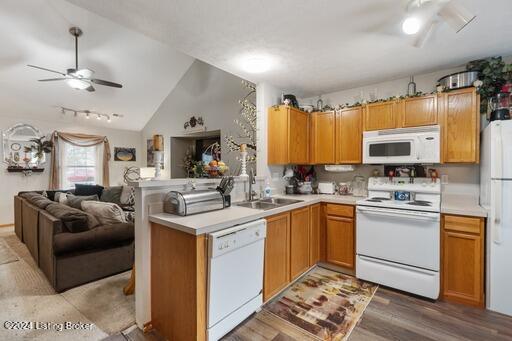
[0,0,194,131]
[68,0,512,97]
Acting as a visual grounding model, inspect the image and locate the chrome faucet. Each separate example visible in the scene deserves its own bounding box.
[248,168,257,201]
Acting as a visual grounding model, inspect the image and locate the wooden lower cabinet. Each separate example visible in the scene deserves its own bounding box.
[326,215,355,269]
[441,214,485,308]
[290,207,311,279]
[264,212,291,301]
[309,204,321,266]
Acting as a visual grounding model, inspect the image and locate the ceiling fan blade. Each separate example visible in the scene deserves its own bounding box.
[38,78,68,82]
[413,19,439,48]
[85,85,95,92]
[27,64,66,76]
[90,78,123,88]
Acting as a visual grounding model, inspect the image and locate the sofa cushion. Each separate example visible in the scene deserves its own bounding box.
[81,201,126,225]
[66,194,99,210]
[46,203,90,233]
[100,186,123,204]
[19,192,53,209]
[74,184,104,197]
[53,223,134,255]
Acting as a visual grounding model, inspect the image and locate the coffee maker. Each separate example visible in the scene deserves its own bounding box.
[489,92,511,121]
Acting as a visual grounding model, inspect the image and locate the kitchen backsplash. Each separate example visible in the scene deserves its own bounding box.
[312,164,480,197]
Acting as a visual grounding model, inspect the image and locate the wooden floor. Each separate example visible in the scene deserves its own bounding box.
[107,287,512,341]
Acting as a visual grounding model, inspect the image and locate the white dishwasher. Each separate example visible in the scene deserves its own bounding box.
[207,219,266,341]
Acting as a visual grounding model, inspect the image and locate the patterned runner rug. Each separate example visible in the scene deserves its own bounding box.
[264,267,378,341]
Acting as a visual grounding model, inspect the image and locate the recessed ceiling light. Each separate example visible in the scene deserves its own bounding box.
[241,56,272,74]
[402,17,421,35]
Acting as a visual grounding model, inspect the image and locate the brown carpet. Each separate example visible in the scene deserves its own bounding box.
[0,231,135,340]
[264,267,378,341]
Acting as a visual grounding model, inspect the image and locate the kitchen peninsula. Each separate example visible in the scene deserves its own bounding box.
[134,177,487,340]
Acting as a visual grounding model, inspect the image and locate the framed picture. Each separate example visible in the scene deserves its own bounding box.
[147,139,164,168]
[114,147,136,162]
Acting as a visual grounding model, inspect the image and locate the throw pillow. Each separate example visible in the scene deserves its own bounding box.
[100,186,123,204]
[81,201,127,225]
[74,184,104,197]
[30,195,54,209]
[66,194,99,210]
[119,186,135,206]
[46,203,90,233]
[58,193,69,205]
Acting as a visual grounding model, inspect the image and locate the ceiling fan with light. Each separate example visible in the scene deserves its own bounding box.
[27,27,123,92]
[402,0,476,47]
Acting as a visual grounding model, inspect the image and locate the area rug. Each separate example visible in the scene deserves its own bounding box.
[0,237,18,265]
[264,267,378,341]
[0,231,135,340]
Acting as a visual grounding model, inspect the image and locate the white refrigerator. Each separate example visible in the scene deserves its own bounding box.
[481,120,512,316]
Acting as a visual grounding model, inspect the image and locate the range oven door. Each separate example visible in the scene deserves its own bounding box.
[356,205,440,271]
[363,135,418,164]
[356,205,441,299]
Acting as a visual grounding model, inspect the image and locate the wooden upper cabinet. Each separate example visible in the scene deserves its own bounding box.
[268,105,309,165]
[398,94,438,128]
[290,207,310,280]
[441,214,484,308]
[264,212,290,301]
[363,101,397,131]
[439,88,480,163]
[310,111,335,164]
[336,107,362,164]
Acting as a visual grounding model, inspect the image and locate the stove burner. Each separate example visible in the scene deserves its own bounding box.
[366,199,383,202]
[407,201,432,207]
[371,197,391,201]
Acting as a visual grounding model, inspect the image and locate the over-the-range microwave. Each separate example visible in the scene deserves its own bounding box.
[363,125,440,164]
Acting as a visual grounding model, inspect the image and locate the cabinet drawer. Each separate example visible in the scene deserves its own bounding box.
[325,204,354,218]
[443,215,482,234]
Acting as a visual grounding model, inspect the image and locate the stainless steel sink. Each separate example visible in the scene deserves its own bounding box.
[259,197,303,205]
[235,197,303,210]
[235,201,279,210]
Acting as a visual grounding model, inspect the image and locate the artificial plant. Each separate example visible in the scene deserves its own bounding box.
[24,137,53,161]
[224,80,257,163]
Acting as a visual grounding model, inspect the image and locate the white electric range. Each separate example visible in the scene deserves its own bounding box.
[356,177,441,299]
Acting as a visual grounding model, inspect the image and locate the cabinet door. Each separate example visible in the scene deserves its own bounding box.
[326,216,355,269]
[363,101,397,131]
[399,95,438,127]
[336,107,362,164]
[441,215,484,307]
[290,207,310,280]
[311,111,335,164]
[264,212,290,301]
[289,108,310,164]
[440,88,480,163]
[267,106,289,164]
[309,204,321,266]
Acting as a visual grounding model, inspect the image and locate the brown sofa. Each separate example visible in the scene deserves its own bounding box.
[14,193,134,292]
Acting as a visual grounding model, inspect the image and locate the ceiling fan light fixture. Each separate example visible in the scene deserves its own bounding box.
[402,17,421,35]
[438,1,476,33]
[67,78,90,90]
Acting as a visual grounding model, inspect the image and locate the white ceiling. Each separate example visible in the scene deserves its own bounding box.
[67,0,512,97]
[0,0,194,131]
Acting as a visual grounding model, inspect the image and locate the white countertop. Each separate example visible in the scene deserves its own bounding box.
[149,192,487,236]
[441,194,487,218]
[149,194,363,235]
